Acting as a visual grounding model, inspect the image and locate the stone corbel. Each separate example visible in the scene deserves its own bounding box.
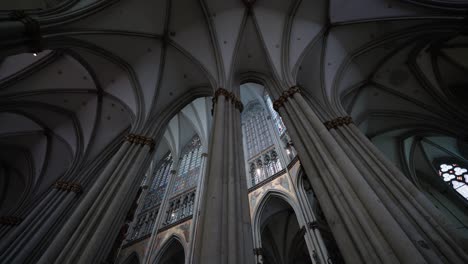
[323,116,353,130]
[9,10,43,53]
[272,85,302,112]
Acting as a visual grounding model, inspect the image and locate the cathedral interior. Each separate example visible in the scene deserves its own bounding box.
[0,0,468,263]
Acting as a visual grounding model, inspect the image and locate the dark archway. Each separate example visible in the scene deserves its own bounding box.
[156,238,185,264]
[259,196,311,264]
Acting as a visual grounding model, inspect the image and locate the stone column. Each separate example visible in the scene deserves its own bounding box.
[192,88,254,264]
[330,116,468,262]
[187,152,208,263]
[0,182,82,263]
[272,85,468,264]
[37,134,155,264]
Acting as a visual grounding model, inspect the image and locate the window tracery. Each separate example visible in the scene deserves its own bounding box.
[242,98,284,186]
[142,152,173,211]
[439,163,468,200]
[172,135,202,194]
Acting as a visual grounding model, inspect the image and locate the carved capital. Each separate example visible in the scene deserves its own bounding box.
[323,116,353,130]
[125,134,155,150]
[0,216,22,226]
[272,85,302,112]
[201,153,208,157]
[53,180,82,194]
[212,88,244,114]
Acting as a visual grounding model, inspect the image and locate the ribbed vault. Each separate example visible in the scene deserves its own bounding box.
[0,0,467,261]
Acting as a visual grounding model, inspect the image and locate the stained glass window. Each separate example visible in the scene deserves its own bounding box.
[172,135,202,194]
[242,101,274,159]
[142,152,173,210]
[439,163,468,200]
[242,99,284,186]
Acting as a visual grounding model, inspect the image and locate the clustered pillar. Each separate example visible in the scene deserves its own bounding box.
[272,85,468,264]
[38,133,155,264]
[0,181,82,263]
[192,88,254,264]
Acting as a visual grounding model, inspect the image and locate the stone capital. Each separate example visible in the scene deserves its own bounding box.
[211,88,244,114]
[272,85,302,112]
[323,116,353,130]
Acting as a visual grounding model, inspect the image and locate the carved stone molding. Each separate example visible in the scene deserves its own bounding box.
[53,180,83,194]
[0,216,22,226]
[323,116,353,130]
[125,134,155,150]
[211,88,244,114]
[9,11,43,53]
[272,85,302,112]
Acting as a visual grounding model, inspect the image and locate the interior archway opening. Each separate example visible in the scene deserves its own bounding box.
[259,196,311,264]
[157,239,185,264]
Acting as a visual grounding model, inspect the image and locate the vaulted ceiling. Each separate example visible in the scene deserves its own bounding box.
[0,0,467,213]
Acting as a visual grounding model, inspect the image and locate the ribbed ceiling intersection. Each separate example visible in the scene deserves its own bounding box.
[0,0,467,214]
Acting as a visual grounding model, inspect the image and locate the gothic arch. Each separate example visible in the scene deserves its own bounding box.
[252,190,305,245]
[252,190,312,264]
[153,235,186,264]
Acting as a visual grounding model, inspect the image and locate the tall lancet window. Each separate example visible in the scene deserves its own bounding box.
[163,135,202,226]
[142,152,173,210]
[439,163,468,200]
[172,135,202,194]
[242,98,283,186]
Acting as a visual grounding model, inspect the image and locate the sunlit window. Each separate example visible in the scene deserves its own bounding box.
[242,99,283,186]
[439,163,468,200]
[172,135,202,194]
[142,152,173,210]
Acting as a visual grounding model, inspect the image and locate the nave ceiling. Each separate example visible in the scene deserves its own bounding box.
[0,0,467,213]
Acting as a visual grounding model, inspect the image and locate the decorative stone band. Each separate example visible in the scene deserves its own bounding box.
[253,248,264,256]
[272,86,302,112]
[0,216,22,226]
[323,116,353,130]
[9,10,42,53]
[53,180,83,194]
[211,88,244,114]
[125,134,155,150]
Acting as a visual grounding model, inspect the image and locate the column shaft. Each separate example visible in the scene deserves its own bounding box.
[273,85,468,264]
[192,89,254,264]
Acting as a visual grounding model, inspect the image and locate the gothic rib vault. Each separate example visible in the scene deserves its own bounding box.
[0,0,468,263]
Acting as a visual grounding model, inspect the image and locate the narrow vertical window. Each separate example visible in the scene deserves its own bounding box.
[172,135,202,194]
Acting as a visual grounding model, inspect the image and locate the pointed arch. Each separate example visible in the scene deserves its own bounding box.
[252,190,312,264]
[153,235,186,264]
[252,190,306,243]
